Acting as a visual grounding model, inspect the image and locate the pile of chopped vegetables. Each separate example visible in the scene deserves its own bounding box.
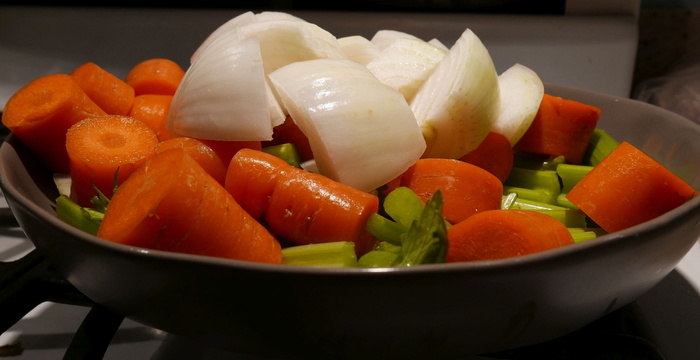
[1,11,697,267]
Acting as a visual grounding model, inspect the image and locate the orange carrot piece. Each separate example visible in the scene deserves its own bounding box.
[125,58,185,96]
[514,94,602,164]
[200,138,263,165]
[446,209,575,262]
[97,148,282,264]
[398,158,503,224]
[459,131,514,183]
[263,115,314,161]
[566,141,698,233]
[2,73,107,173]
[65,115,158,207]
[265,169,379,256]
[226,148,379,255]
[128,94,173,141]
[225,148,292,220]
[155,137,229,185]
[71,62,135,116]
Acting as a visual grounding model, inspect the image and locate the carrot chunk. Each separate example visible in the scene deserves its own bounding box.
[65,115,158,207]
[2,73,107,173]
[97,148,283,264]
[398,158,503,224]
[125,58,185,96]
[128,94,174,141]
[225,148,293,220]
[566,141,698,233]
[155,137,229,185]
[226,148,379,255]
[514,94,601,164]
[71,62,135,116]
[446,209,575,262]
[458,131,514,183]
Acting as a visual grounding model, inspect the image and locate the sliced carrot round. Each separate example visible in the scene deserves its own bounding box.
[2,73,107,173]
[66,115,158,207]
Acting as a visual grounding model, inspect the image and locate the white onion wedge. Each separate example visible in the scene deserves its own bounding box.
[410,29,500,159]
[238,20,347,76]
[269,59,426,192]
[337,35,380,65]
[370,29,422,51]
[190,11,305,64]
[366,38,446,103]
[167,35,274,141]
[492,63,544,146]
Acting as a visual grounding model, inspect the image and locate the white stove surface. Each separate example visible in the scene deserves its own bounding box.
[2,4,699,360]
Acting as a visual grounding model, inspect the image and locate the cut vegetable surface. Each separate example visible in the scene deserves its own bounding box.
[458,131,514,183]
[491,63,544,146]
[446,209,575,262]
[269,58,426,192]
[567,141,698,233]
[514,94,601,164]
[411,29,500,159]
[97,148,283,264]
[2,73,107,173]
[366,37,447,103]
[65,115,158,207]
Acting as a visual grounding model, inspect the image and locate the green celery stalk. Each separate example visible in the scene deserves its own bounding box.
[503,193,569,211]
[583,128,620,166]
[393,190,448,267]
[281,241,357,267]
[503,186,558,205]
[55,195,103,236]
[263,143,302,168]
[557,163,593,193]
[357,250,399,268]
[556,193,579,209]
[365,213,406,246]
[534,209,588,228]
[506,167,561,193]
[382,186,425,229]
[513,153,566,171]
[567,228,599,243]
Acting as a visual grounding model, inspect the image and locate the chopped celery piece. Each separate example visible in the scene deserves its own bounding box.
[534,209,588,228]
[513,153,566,171]
[504,194,568,211]
[263,143,302,168]
[501,192,518,209]
[365,213,406,246]
[383,186,424,229]
[357,250,399,268]
[53,174,72,197]
[584,128,620,166]
[393,190,447,267]
[377,241,402,253]
[55,195,103,236]
[568,228,599,243]
[505,167,561,194]
[282,241,357,267]
[557,163,593,193]
[556,193,579,209]
[503,186,558,205]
